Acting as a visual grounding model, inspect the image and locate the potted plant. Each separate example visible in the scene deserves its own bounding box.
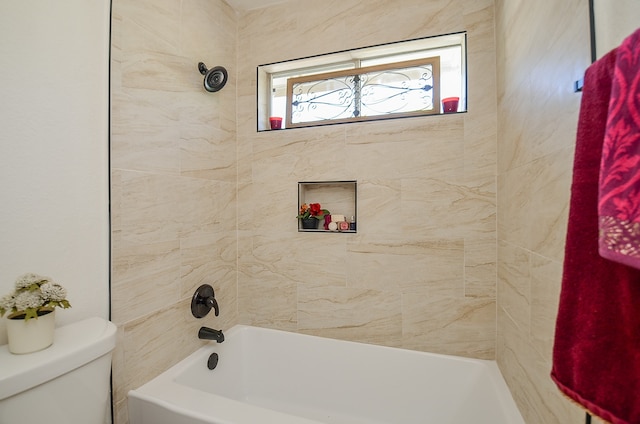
[0,273,71,354]
[297,203,330,230]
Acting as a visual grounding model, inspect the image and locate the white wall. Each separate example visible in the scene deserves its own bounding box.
[0,1,110,344]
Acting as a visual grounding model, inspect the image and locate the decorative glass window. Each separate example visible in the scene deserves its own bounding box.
[286,57,440,128]
[258,32,466,131]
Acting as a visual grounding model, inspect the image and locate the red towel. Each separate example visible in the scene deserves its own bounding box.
[551,35,640,424]
[599,28,640,269]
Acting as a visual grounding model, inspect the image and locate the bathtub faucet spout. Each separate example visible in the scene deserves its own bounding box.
[198,327,224,343]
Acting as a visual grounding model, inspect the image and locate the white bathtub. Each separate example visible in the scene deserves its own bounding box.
[128,325,524,424]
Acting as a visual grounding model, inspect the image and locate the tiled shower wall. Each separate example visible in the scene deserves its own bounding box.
[109,0,238,421]
[109,0,601,423]
[236,0,498,356]
[495,0,607,422]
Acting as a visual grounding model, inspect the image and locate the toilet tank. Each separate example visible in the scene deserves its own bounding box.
[0,317,117,424]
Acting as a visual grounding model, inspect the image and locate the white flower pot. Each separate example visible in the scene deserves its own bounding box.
[6,309,56,354]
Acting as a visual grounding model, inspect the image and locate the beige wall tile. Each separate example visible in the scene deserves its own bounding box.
[112,0,181,57]
[252,232,348,286]
[238,277,298,331]
[497,147,572,261]
[464,237,497,298]
[496,0,592,421]
[111,103,181,174]
[347,236,464,295]
[179,232,237,300]
[401,176,496,239]
[497,307,584,423]
[526,150,573,261]
[236,0,497,363]
[497,240,531,334]
[118,300,221,400]
[354,179,402,238]
[298,286,403,347]
[403,293,495,359]
[111,240,181,324]
[529,254,562,361]
[251,125,349,182]
[345,116,465,181]
[111,170,183,247]
[180,126,237,181]
[110,1,238,423]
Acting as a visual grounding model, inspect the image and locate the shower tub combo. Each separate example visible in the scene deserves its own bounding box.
[128,325,524,424]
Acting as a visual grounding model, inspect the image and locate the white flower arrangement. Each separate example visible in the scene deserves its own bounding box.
[0,273,71,320]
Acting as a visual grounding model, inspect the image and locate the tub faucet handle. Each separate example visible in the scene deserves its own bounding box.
[206,296,219,317]
[191,284,219,318]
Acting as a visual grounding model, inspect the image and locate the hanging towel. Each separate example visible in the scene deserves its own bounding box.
[599,28,640,269]
[551,31,640,424]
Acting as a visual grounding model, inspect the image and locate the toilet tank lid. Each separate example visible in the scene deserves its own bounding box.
[0,316,116,400]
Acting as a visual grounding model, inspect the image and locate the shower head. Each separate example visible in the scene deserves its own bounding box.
[198,62,228,92]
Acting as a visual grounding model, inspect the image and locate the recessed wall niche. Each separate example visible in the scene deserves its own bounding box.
[298,181,357,233]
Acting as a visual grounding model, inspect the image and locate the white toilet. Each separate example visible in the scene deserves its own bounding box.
[0,316,117,424]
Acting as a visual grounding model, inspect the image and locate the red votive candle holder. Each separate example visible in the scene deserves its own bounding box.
[442,97,459,113]
[269,116,283,130]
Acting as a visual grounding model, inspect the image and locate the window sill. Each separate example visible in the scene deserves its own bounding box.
[258,110,466,132]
